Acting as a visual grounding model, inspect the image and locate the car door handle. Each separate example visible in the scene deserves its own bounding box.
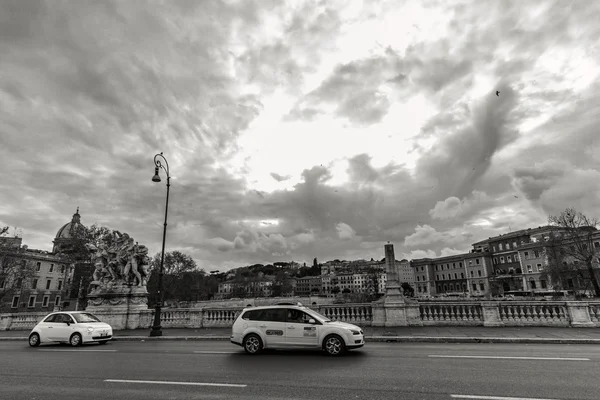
[48,327,53,329]
[287,326,295,329]
[259,325,267,328]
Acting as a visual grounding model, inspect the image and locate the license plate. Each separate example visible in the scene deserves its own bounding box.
[101,333,107,337]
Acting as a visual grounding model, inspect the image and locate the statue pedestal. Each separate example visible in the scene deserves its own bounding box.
[85,286,150,312]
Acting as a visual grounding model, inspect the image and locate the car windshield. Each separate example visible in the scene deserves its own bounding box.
[307,309,331,323]
[72,313,101,323]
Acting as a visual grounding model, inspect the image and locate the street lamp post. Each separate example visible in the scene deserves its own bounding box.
[150,152,170,337]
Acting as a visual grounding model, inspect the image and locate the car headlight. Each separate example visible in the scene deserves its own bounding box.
[349,329,360,335]
[87,327,94,333]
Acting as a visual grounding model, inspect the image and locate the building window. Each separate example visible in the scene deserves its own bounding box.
[435,266,438,271]
[472,283,477,291]
[28,295,36,308]
[46,279,51,290]
[507,255,512,263]
[454,273,458,279]
[499,243,503,250]
[60,265,65,274]
[461,272,464,279]
[49,264,54,273]
[594,242,600,249]
[524,251,529,259]
[32,279,38,290]
[476,259,480,265]
[55,296,61,306]
[478,270,482,277]
[42,296,50,307]
[58,281,63,291]
[36,262,41,272]
[527,265,533,273]
[493,245,496,252]
[530,280,536,289]
[567,279,574,288]
[442,274,445,280]
[459,262,463,268]
[479,282,485,291]
[16,279,22,289]
[453,263,456,267]
[470,271,474,277]
[449,284,454,291]
[0,280,4,289]
[513,242,517,248]
[534,250,540,258]
[541,280,547,289]
[12,296,20,308]
[537,263,543,271]
[500,256,504,263]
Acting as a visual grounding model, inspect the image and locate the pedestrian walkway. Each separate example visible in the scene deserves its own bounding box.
[2,326,600,343]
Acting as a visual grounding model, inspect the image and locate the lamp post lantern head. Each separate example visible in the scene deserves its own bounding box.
[152,167,161,182]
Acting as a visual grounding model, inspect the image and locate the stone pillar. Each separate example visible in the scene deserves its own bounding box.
[371,302,385,327]
[0,314,12,331]
[384,243,403,297]
[566,302,595,327]
[405,303,423,326]
[482,302,504,327]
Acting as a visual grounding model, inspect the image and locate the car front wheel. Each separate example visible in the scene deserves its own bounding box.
[29,333,40,347]
[243,334,263,355]
[323,334,346,356]
[69,333,82,347]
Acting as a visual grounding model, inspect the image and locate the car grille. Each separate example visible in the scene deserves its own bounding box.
[92,335,112,340]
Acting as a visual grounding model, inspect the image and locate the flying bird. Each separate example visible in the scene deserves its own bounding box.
[496,91,500,96]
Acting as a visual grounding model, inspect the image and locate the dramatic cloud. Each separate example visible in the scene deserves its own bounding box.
[1,0,599,271]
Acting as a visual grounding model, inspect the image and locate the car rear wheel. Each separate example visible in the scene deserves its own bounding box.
[69,333,82,347]
[243,334,263,355]
[29,333,40,347]
[323,334,346,356]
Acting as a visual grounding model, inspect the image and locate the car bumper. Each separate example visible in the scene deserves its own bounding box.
[345,335,365,349]
[230,335,243,347]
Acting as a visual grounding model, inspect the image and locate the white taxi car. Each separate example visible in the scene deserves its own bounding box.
[28,311,113,347]
[230,303,364,356]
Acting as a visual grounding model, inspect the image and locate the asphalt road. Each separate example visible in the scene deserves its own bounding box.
[1,340,599,400]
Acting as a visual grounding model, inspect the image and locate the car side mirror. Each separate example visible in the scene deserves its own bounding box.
[65,321,70,326]
[308,319,316,324]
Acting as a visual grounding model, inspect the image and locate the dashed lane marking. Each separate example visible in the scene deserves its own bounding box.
[430,355,589,361]
[105,379,246,388]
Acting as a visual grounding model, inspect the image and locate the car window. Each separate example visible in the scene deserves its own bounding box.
[286,309,314,324]
[57,314,74,323]
[242,310,262,321]
[260,308,286,322]
[72,313,101,323]
[43,314,58,323]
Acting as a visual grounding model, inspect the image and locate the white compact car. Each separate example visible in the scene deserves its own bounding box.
[230,304,365,356]
[28,311,113,347]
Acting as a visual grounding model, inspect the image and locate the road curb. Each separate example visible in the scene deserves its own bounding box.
[3,335,600,344]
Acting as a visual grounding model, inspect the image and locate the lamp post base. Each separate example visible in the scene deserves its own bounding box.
[149,327,163,337]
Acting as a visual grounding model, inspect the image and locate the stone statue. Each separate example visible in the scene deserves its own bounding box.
[86,230,153,295]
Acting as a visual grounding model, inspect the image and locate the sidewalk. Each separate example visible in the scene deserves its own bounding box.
[2,326,600,344]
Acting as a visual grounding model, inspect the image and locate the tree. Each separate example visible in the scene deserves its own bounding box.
[546,208,600,296]
[342,288,351,294]
[0,227,36,308]
[331,286,340,294]
[147,251,201,305]
[401,282,415,297]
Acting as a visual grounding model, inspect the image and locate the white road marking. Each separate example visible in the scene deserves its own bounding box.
[193,351,239,354]
[430,355,589,361]
[39,349,117,352]
[105,379,246,388]
[451,395,562,400]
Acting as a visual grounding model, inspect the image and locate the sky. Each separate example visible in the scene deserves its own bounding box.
[1,0,599,272]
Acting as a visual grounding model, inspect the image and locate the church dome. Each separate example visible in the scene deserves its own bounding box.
[55,207,85,239]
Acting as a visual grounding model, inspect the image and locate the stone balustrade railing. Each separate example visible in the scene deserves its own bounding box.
[419,303,483,325]
[316,304,373,326]
[1,301,599,330]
